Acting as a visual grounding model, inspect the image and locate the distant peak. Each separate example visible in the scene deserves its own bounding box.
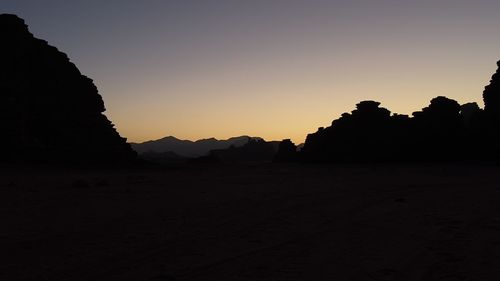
[228,135,251,140]
[195,137,218,143]
[159,136,181,141]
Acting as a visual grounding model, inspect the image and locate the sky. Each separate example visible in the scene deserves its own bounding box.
[2,0,500,143]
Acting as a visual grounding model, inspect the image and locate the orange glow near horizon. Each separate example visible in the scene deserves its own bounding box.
[105,57,494,144]
[7,1,499,145]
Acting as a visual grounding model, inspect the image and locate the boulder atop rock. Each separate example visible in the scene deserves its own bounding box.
[0,14,136,165]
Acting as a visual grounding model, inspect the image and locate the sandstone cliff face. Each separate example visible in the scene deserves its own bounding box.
[0,14,136,164]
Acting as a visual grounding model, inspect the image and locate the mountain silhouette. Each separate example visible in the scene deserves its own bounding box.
[131,135,263,157]
[300,60,500,163]
[4,13,499,166]
[0,14,136,164]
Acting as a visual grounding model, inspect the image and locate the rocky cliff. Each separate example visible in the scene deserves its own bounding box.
[0,14,136,164]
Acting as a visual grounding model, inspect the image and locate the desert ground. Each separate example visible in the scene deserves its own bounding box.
[2,163,500,281]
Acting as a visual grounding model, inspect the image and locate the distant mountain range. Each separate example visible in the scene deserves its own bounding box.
[130,136,263,157]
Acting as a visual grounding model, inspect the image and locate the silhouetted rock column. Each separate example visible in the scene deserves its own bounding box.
[0,14,136,164]
[483,61,500,115]
[411,96,464,161]
[274,139,297,162]
[460,102,481,129]
[480,60,500,160]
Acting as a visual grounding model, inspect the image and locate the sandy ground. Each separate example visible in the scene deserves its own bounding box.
[1,163,500,281]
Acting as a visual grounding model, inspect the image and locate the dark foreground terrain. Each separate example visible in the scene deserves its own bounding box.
[2,164,500,281]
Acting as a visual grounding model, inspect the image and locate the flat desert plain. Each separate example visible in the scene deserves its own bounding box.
[2,163,500,280]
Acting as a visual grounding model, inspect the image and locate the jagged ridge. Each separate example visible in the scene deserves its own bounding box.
[0,14,136,164]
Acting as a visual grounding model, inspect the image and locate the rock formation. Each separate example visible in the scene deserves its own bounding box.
[0,14,136,164]
[274,139,297,162]
[410,96,464,161]
[301,96,473,162]
[479,60,500,159]
[301,101,401,162]
[208,138,278,162]
[483,61,500,115]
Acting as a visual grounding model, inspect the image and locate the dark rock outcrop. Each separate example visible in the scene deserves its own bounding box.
[274,139,298,162]
[208,138,279,162]
[479,60,500,159]
[300,94,483,163]
[301,101,407,162]
[0,14,136,164]
[483,61,500,115]
[460,102,481,129]
[410,96,464,160]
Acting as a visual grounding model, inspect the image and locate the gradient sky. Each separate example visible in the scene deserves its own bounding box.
[3,0,500,143]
